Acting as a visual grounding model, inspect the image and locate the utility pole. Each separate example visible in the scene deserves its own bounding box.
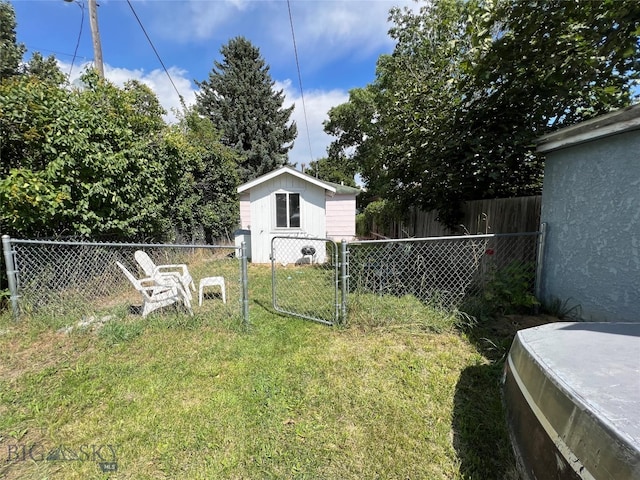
[87,0,104,78]
[65,0,103,78]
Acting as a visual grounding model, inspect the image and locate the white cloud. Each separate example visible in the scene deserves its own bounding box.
[147,1,417,69]
[57,61,348,160]
[276,79,348,166]
[150,0,255,42]
[61,60,198,123]
[271,1,402,59]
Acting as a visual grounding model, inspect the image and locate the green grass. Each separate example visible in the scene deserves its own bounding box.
[0,264,520,479]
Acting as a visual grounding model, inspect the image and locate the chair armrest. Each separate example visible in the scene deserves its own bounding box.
[154,264,189,275]
[140,277,176,288]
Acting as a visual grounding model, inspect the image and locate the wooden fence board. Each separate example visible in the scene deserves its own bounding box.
[389,196,541,238]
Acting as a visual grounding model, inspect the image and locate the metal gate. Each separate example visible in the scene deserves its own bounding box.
[270,236,343,325]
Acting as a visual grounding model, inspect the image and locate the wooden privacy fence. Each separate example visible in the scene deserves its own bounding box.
[387,196,541,238]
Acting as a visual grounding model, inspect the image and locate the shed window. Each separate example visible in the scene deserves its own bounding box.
[275,193,300,228]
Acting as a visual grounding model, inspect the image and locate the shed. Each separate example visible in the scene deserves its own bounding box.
[236,166,360,263]
[536,104,640,322]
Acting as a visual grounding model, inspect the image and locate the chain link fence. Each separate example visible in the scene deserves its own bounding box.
[269,233,540,326]
[270,236,342,325]
[347,233,540,322]
[3,237,247,322]
[3,232,541,326]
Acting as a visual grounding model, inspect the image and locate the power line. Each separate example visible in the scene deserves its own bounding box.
[24,45,90,62]
[68,0,85,78]
[287,0,314,164]
[126,0,185,108]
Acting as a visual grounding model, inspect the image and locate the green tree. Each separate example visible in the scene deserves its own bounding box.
[122,79,167,135]
[25,52,66,85]
[44,70,170,239]
[326,0,469,227]
[452,0,640,216]
[0,70,170,239]
[0,0,25,79]
[164,108,240,243]
[304,157,357,187]
[324,86,381,190]
[325,0,640,229]
[1,0,241,244]
[196,36,297,183]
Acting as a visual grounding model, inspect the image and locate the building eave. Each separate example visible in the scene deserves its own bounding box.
[536,104,640,154]
[237,166,338,194]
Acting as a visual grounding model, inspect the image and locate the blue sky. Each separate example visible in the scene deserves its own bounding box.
[10,0,416,165]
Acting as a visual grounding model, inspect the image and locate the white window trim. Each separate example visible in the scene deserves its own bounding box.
[272,190,303,231]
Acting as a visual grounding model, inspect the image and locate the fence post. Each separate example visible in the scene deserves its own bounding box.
[535,222,547,302]
[340,240,348,324]
[2,235,20,320]
[241,241,249,324]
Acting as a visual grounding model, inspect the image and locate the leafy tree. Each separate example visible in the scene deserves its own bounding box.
[452,0,640,218]
[1,0,242,247]
[325,0,640,229]
[304,157,357,187]
[0,70,169,239]
[164,108,240,243]
[0,0,25,79]
[326,0,469,227]
[324,86,381,190]
[196,36,297,183]
[0,75,67,175]
[25,52,66,85]
[0,168,69,236]
[122,79,167,135]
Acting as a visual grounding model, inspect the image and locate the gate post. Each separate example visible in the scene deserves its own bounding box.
[241,241,249,324]
[2,235,20,320]
[340,239,348,324]
[535,222,547,302]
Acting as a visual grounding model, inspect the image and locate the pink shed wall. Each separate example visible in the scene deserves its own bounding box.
[239,193,251,229]
[325,194,356,240]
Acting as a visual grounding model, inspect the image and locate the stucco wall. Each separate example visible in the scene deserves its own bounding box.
[540,129,640,322]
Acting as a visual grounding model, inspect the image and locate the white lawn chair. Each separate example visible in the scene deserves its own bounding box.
[116,261,193,318]
[134,250,195,300]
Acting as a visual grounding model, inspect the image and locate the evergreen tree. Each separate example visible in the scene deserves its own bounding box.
[0,1,26,80]
[196,36,297,183]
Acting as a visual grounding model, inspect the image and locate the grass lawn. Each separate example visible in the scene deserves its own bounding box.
[0,263,534,479]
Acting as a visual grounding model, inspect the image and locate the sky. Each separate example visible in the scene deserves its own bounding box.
[9,0,417,166]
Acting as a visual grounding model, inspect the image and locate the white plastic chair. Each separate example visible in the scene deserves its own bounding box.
[116,262,193,317]
[134,250,195,300]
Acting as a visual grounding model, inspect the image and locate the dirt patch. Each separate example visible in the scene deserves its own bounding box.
[0,329,94,383]
[482,314,559,338]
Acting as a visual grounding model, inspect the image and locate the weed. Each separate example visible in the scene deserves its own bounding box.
[98,319,144,345]
[481,261,539,316]
[543,296,582,320]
